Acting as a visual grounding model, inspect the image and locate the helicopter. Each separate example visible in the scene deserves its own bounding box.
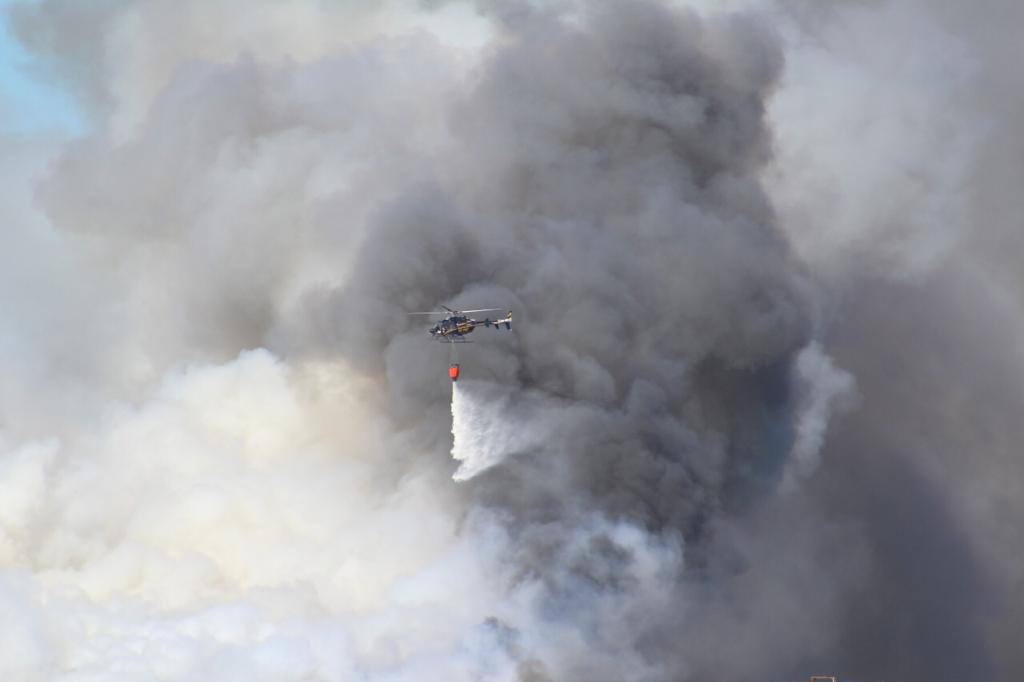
[409,305,513,344]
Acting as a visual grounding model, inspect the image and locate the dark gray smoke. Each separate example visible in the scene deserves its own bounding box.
[1,0,1022,680]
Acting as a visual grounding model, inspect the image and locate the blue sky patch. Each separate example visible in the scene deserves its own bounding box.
[0,0,83,135]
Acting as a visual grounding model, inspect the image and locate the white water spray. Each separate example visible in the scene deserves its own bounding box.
[450,380,552,481]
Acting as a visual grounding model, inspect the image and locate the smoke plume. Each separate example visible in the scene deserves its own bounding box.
[1,0,1022,680]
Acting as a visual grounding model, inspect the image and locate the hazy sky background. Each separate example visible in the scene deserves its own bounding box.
[0,0,79,133]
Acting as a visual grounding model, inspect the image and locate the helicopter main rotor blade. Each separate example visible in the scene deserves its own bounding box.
[407,307,504,315]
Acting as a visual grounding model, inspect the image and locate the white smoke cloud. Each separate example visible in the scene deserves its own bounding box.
[781,341,856,491]
[766,0,980,279]
[0,349,532,679]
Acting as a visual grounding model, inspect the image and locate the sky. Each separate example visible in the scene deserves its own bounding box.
[0,0,81,134]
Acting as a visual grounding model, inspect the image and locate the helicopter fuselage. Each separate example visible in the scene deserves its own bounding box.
[430,315,476,340]
[426,310,512,343]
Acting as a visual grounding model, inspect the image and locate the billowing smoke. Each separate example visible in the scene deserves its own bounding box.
[1,0,1023,680]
